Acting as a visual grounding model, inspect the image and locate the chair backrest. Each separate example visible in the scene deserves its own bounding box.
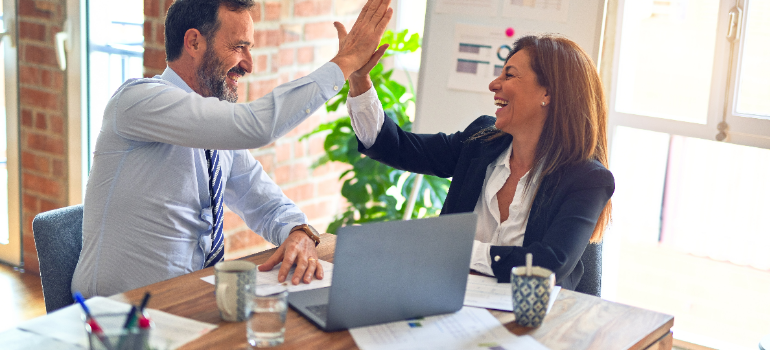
[32,204,84,313]
[574,242,602,297]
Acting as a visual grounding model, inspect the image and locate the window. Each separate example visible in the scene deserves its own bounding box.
[86,0,144,170]
[614,0,719,124]
[0,0,21,265]
[395,0,427,72]
[605,0,770,348]
[729,1,770,120]
[610,0,770,144]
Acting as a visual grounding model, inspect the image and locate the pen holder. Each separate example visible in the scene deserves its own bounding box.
[83,312,153,350]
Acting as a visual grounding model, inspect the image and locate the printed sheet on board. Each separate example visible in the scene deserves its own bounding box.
[447,23,517,93]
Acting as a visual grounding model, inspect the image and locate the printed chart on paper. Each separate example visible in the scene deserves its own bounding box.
[448,23,517,93]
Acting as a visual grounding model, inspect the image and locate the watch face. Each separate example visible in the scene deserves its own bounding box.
[307,225,320,236]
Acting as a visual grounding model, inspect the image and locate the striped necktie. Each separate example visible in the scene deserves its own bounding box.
[204,149,224,268]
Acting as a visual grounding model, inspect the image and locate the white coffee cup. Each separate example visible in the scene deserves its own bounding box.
[214,261,256,322]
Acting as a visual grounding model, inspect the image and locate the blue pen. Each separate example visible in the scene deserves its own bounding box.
[73,292,92,317]
[74,292,117,350]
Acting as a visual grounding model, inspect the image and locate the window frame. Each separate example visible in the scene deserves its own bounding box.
[0,0,21,266]
[608,0,770,150]
[721,0,770,148]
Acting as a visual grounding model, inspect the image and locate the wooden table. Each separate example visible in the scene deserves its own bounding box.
[111,234,674,349]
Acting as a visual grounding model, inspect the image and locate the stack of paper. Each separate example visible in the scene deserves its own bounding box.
[464,274,561,313]
[0,328,81,350]
[201,259,334,294]
[349,307,551,350]
[14,297,216,350]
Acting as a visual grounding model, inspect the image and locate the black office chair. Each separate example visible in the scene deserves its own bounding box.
[32,204,84,313]
[574,242,602,297]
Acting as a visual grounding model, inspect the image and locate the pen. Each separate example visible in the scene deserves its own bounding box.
[73,291,116,350]
[119,291,149,350]
[122,306,138,329]
[73,292,93,318]
[138,315,152,350]
[116,305,137,350]
[138,292,152,313]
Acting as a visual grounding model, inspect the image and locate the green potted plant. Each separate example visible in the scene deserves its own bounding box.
[301,30,451,234]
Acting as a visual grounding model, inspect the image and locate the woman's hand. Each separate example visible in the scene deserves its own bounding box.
[330,0,392,80]
[348,44,389,97]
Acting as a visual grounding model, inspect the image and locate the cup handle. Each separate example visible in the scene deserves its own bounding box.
[216,284,235,319]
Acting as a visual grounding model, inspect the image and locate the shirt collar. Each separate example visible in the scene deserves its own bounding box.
[493,143,513,170]
[161,66,195,93]
[490,143,544,182]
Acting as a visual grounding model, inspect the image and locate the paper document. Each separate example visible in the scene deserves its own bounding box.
[0,328,81,350]
[464,274,561,313]
[201,259,333,294]
[502,0,570,22]
[349,306,550,350]
[16,296,216,350]
[448,23,514,94]
[435,0,498,17]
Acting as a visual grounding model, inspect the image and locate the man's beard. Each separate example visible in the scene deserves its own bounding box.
[196,47,245,103]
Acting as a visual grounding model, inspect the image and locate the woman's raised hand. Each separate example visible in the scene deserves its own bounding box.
[330,0,393,81]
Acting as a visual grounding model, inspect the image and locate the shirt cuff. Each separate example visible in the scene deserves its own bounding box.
[307,62,346,100]
[277,222,308,246]
[347,86,384,149]
[470,240,495,276]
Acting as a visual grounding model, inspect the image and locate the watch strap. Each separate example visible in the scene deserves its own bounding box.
[292,224,320,247]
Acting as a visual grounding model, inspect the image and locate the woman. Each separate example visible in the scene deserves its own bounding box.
[346,34,614,291]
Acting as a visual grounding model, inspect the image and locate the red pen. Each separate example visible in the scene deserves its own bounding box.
[75,292,116,350]
[138,315,152,350]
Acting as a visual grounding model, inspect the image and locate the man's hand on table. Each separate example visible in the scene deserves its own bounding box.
[258,230,324,285]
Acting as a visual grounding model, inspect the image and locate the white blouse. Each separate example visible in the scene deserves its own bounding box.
[347,86,539,276]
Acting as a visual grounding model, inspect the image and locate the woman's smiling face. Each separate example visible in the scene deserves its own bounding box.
[488,49,549,134]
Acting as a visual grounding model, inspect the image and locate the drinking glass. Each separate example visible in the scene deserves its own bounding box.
[247,283,288,347]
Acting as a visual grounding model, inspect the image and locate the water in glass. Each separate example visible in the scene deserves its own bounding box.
[247,286,288,347]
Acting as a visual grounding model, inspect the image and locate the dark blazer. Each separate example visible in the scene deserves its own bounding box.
[358,115,615,290]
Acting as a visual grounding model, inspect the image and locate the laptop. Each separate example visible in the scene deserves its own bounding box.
[288,212,477,332]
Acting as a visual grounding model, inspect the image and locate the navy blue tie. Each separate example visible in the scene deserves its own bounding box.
[204,149,224,268]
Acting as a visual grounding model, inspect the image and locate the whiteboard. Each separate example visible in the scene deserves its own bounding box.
[413,0,607,134]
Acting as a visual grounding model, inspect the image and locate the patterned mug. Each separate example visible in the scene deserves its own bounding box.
[510,266,555,327]
[214,261,256,322]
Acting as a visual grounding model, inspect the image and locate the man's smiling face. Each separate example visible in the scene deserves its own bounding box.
[195,6,254,102]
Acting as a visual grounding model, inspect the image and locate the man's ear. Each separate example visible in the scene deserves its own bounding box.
[183,28,206,60]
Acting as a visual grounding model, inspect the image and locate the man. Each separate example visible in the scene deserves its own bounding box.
[72,0,392,297]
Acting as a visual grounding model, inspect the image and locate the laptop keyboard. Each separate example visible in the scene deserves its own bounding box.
[307,304,328,320]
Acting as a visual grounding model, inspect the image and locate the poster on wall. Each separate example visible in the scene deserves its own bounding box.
[435,0,498,17]
[501,0,570,22]
[447,23,518,93]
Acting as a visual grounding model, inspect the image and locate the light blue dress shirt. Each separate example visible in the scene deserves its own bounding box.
[72,63,344,297]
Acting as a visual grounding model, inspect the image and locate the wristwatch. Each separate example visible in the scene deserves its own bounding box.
[292,224,320,247]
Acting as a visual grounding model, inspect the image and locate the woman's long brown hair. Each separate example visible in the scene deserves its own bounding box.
[479,34,611,242]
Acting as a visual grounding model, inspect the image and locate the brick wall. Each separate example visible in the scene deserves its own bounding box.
[144,0,365,259]
[18,0,68,272]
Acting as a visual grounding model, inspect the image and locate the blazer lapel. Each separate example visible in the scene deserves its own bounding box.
[444,136,511,214]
